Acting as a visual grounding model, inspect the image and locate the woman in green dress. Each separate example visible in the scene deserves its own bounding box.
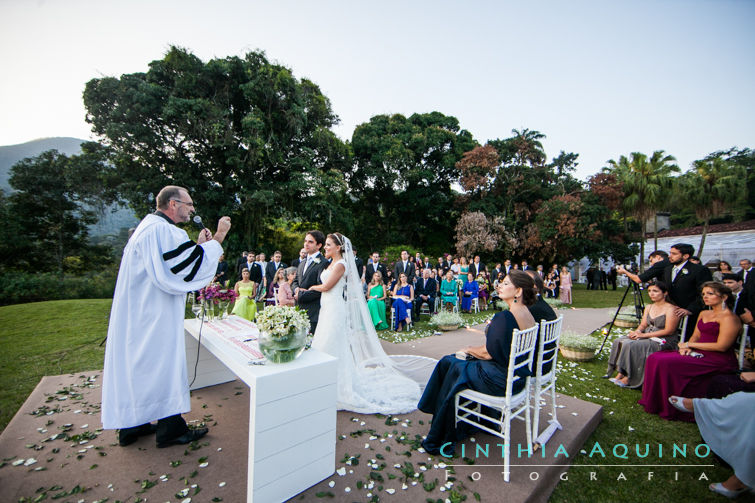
[366,271,389,330]
[440,270,458,310]
[231,268,257,321]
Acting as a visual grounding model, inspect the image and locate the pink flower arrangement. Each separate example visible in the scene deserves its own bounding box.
[198,284,238,304]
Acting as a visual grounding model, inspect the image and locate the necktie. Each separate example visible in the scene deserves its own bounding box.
[304,256,312,274]
[672,266,680,282]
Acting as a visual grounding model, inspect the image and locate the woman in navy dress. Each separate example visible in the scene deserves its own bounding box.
[392,272,414,331]
[418,270,537,455]
[460,272,479,312]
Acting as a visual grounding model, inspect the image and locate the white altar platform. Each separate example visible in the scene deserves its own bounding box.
[184,317,338,503]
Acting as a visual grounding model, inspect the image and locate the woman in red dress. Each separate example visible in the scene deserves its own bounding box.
[638,282,740,421]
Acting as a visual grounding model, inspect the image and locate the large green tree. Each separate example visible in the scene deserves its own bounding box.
[348,112,475,253]
[680,156,746,256]
[83,47,351,255]
[3,148,113,273]
[606,151,678,270]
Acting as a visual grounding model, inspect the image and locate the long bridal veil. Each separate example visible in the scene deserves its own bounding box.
[341,236,437,392]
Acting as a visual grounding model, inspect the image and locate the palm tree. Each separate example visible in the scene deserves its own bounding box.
[680,157,745,257]
[607,151,678,271]
[511,128,546,166]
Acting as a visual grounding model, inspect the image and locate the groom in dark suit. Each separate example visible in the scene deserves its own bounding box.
[292,230,328,334]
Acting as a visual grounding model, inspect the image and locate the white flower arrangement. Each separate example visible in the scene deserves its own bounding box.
[255,306,311,339]
[312,257,321,264]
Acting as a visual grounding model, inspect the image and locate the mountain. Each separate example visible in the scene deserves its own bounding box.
[0,137,138,237]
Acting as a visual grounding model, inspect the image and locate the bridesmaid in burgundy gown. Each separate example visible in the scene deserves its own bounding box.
[638,282,740,421]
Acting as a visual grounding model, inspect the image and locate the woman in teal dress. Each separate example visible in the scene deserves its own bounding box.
[440,270,458,310]
[231,268,257,321]
[459,257,469,277]
[366,271,389,330]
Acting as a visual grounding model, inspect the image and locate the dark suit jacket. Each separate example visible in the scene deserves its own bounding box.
[394,261,416,284]
[355,257,364,282]
[265,261,287,286]
[215,261,229,286]
[365,262,388,283]
[292,253,328,326]
[415,277,437,299]
[470,262,486,277]
[662,261,712,316]
[638,258,670,283]
[528,296,558,373]
[238,261,263,283]
[291,257,304,268]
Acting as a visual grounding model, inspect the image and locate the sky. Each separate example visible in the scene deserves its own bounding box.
[1,0,753,180]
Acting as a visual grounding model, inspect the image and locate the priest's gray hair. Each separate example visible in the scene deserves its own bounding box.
[156,185,189,210]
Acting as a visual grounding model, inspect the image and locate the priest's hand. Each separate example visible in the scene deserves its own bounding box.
[197,228,212,244]
[213,216,231,244]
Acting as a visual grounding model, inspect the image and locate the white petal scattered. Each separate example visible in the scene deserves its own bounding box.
[417,447,425,453]
[217,447,222,451]
[411,481,418,486]
[345,487,351,493]
[628,426,635,432]
[219,482,226,487]
[380,438,386,443]
[580,450,587,454]
[470,437,476,442]
[369,435,377,440]
[438,462,447,468]
[401,423,408,427]
[73,410,81,414]
[402,483,408,490]
[571,412,579,416]
[364,443,370,449]
[181,499,191,503]
[199,462,209,468]
[440,487,446,492]
[81,424,88,428]
[191,484,197,488]
[336,467,346,476]
[386,488,396,494]
[360,421,366,426]
[12,459,24,466]
[328,481,335,488]
[178,488,190,497]
[394,464,401,469]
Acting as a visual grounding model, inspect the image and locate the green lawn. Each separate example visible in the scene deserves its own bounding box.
[0,297,729,502]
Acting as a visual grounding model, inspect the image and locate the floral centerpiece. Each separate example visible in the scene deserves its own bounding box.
[429,311,464,331]
[198,283,238,319]
[559,331,599,362]
[615,306,640,328]
[254,306,311,363]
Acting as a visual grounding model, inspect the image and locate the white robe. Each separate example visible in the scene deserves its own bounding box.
[101,213,222,429]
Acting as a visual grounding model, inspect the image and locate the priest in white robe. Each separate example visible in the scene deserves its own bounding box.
[102,185,231,447]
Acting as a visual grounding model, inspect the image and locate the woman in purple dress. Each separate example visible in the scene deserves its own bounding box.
[638,282,740,421]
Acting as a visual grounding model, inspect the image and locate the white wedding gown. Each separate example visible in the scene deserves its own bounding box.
[312,257,431,414]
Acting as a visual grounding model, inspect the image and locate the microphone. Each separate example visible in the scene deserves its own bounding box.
[193,215,206,231]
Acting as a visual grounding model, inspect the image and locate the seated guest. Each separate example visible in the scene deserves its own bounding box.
[413,268,437,320]
[713,260,733,281]
[440,270,458,310]
[276,267,297,307]
[606,281,680,388]
[385,270,396,291]
[666,392,754,499]
[460,272,479,313]
[392,272,414,331]
[418,271,537,455]
[264,268,287,306]
[706,371,755,399]
[214,253,229,286]
[231,268,257,321]
[366,271,389,330]
[476,273,490,309]
[639,282,740,421]
[526,270,558,372]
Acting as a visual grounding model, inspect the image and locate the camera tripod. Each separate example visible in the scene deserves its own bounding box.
[598,280,645,353]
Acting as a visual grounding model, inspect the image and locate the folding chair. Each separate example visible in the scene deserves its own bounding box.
[454,324,540,482]
[470,297,480,313]
[738,324,750,370]
[531,316,564,443]
[678,315,689,343]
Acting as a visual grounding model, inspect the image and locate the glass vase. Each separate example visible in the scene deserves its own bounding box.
[257,326,308,363]
[217,300,230,319]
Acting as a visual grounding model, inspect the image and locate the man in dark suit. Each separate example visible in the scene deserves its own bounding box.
[470,256,486,277]
[394,250,416,284]
[238,252,263,283]
[503,259,512,276]
[737,259,755,326]
[521,260,531,271]
[436,256,450,275]
[292,231,328,334]
[353,247,364,281]
[214,253,229,286]
[235,251,248,273]
[265,250,287,287]
[413,268,437,321]
[291,248,306,268]
[663,243,712,339]
[365,252,388,284]
[492,263,503,279]
[617,250,670,285]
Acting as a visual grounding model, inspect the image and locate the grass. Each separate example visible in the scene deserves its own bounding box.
[567,283,651,309]
[0,299,110,431]
[0,297,732,502]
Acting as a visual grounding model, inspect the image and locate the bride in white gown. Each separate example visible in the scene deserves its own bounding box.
[305,232,434,414]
